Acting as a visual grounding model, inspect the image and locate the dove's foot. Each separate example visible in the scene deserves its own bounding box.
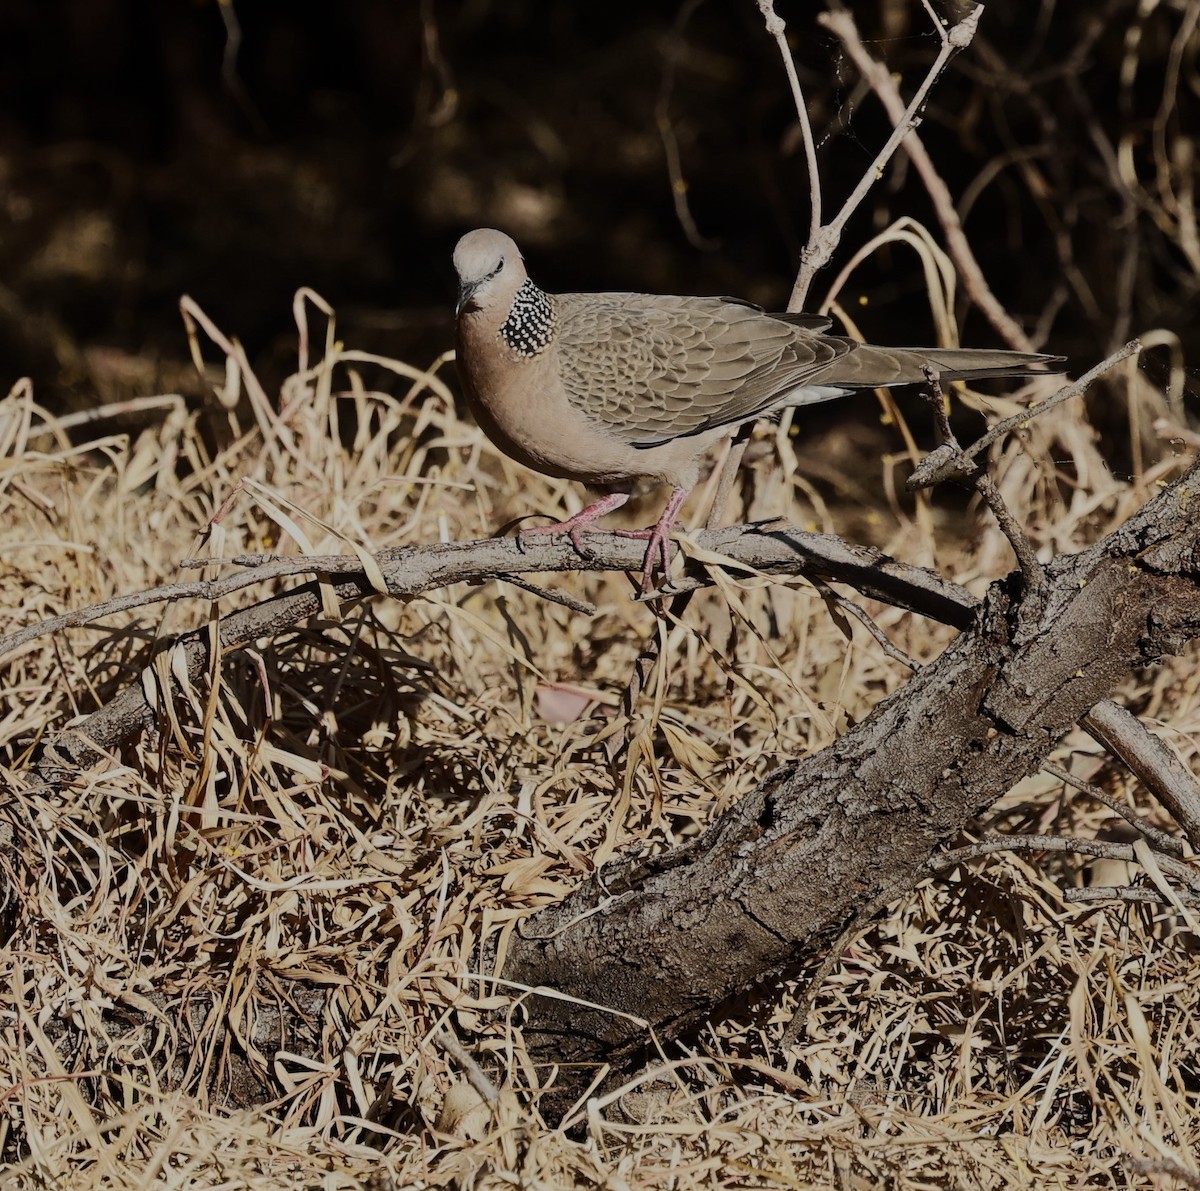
[519,492,631,557]
[621,485,689,594]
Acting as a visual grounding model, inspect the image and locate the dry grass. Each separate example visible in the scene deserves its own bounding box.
[0,291,1197,1190]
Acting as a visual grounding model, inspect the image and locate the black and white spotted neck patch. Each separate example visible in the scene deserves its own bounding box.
[499,279,556,358]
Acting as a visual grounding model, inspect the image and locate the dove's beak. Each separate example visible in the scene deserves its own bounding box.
[456,279,482,317]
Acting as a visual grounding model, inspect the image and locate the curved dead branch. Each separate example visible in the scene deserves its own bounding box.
[28,522,975,782]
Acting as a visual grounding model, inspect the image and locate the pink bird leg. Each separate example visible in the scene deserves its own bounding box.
[521,486,690,594]
[519,491,630,554]
[609,485,690,593]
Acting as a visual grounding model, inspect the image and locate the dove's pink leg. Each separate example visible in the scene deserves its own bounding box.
[522,486,689,593]
[608,485,690,593]
[520,492,630,554]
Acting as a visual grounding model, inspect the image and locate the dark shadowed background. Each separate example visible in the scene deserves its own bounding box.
[0,0,1194,441]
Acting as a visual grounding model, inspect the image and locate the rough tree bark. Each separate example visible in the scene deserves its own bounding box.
[498,456,1200,1118]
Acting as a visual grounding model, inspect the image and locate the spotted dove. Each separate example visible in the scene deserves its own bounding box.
[453,228,1059,591]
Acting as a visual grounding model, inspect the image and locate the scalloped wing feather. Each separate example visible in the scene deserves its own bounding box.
[555,294,850,445]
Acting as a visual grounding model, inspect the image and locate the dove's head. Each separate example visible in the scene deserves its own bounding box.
[453,229,528,317]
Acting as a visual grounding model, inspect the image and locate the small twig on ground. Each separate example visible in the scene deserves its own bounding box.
[927,833,1200,894]
[1123,1158,1200,1189]
[1043,759,1184,857]
[433,1028,500,1105]
[1064,886,1196,907]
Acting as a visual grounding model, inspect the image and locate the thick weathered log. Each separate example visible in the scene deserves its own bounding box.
[500,461,1200,1115]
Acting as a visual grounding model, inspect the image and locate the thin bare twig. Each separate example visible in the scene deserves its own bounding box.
[916,369,1045,594]
[808,575,918,671]
[822,4,1030,350]
[688,0,825,565]
[972,468,1046,595]
[1064,886,1198,907]
[494,574,596,616]
[793,4,982,310]
[696,0,982,672]
[701,0,975,557]
[1123,1158,1200,1189]
[704,425,753,531]
[681,0,981,758]
[756,0,821,288]
[1043,759,1184,857]
[658,0,720,251]
[906,341,1142,490]
[433,1027,500,1105]
[927,833,1200,894]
